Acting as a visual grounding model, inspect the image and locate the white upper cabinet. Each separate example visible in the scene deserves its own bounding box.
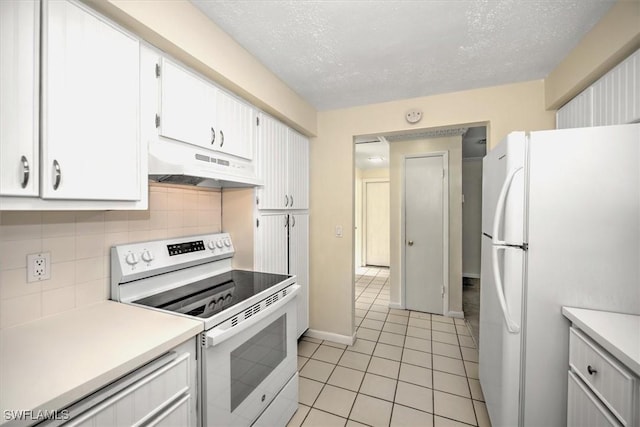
[557,49,640,129]
[287,129,309,210]
[214,90,256,160]
[0,0,40,197]
[158,57,255,160]
[159,58,216,150]
[257,113,309,210]
[42,0,141,201]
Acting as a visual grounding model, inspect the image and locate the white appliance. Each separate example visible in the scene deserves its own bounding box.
[479,124,640,426]
[111,233,299,427]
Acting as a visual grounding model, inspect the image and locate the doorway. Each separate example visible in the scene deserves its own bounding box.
[403,153,448,315]
[364,180,390,267]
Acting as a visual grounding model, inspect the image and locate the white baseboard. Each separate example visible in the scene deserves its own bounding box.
[463,273,480,279]
[305,329,356,346]
[388,302,404,309]
[447,310,465,319]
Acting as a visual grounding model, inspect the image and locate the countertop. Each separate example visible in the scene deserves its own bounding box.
[0,301,203,422]
[562,306,640,377]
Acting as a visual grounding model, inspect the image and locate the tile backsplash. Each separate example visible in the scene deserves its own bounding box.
[0,183,222,329]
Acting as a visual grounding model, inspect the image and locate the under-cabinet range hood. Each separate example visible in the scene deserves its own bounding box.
[148,139,262,188]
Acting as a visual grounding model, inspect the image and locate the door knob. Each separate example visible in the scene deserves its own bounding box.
[408,240,414,246]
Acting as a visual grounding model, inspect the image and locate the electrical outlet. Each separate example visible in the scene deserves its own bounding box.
[27,252,51,282]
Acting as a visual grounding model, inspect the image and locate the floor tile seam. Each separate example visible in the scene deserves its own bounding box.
[304,406,348,424]
[434,414,478,427]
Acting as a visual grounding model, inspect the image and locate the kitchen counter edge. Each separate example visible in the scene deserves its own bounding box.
[0,300,203,424]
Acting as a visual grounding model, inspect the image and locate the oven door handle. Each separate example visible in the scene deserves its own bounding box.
[205,284,300,347]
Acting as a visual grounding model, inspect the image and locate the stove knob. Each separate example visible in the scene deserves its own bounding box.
[141,250,154,263]
[208,241,216,250]
[216,240,224,249]
[224,238,231,247]
[125,252,139,265]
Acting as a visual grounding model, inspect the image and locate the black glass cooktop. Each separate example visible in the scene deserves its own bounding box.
[134,270,290,319]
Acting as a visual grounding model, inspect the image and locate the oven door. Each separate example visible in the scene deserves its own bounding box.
[201,284,299,427]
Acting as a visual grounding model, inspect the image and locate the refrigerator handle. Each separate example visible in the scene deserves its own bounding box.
[492,166,524,246]
[492,245,521,334]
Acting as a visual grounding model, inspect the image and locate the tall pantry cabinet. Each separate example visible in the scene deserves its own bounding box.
[255,113,310,338]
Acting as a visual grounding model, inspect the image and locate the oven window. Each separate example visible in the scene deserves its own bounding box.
[230,314,287,411]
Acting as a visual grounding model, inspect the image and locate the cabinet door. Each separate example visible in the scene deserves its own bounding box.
[0,0,39,197]
[287,129,309,210]
[289,214,309,337]
[42,0,140,201]
[159,58,216,149]
[257,113,288,209]
[254,213,288,274]
[215,90,255,160]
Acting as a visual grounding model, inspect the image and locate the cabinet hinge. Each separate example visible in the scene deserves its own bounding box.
[155,63,161,78]
[256,116,260,126]
[256,218,260,228]
[442,286,445,297]
[442,169,445,179]
[155,114,160,128]
[256,196,259,205]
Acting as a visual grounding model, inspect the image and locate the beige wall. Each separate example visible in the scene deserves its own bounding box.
[0,183,222,329]
[355,168,390,268]
[84,0,317,136]
[390,137,462,312]
[545,0,640,109]
[310,80,554,338]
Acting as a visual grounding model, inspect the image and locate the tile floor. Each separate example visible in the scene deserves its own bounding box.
[288,267,491,427]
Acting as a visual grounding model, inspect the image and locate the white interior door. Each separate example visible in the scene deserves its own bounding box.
[364,181,390,267]
[404,155,445,314]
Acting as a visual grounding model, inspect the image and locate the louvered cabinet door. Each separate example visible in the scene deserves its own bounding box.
[256,113,288,209]
[254,213,288,275]
[289,213,309,337]
[287,129,309,210]
[0,0,40,197]
[592,49,640,126]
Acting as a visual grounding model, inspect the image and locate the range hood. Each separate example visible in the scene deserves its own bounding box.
[148,139,262,188]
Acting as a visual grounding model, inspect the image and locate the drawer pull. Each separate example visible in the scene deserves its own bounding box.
[587,365,598,375]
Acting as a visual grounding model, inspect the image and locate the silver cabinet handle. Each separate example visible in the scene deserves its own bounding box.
[408,240,414,246]
[211,127,216,145]
[20,155,30,188]
[52,160,61,190]
[220,129,224,147]
[291,215,296,227]
[285,195,289,207]
[290,194,294,207]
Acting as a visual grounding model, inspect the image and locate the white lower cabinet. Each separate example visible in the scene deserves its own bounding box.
[567,327,638,427]
[56,339,197,427]
[255,212,309,338]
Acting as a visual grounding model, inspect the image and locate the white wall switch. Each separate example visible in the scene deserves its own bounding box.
[335,225,343,238]
[27,252,51,282]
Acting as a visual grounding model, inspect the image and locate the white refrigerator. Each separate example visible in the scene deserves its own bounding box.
[479,123,640,427]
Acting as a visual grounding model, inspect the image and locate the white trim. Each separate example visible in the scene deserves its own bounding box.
[463,273,481,279]
[446,310,465,319]
[401,151,450,316]
[388,302,404,310]
[361,178,390,267]
[304,329,356,346]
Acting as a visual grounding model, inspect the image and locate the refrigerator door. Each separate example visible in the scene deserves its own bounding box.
[521,123,640,427]
[481,131,527,245]
[479,235,525,427]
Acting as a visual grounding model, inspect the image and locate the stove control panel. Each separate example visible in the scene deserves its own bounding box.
[112,233,235,277]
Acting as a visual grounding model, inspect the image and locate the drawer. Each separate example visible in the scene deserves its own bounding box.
[568,370,622,427]
[66,352,191,427]
[569,327,635,426]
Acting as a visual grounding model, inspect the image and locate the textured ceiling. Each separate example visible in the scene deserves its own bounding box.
[192,0,615,111]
